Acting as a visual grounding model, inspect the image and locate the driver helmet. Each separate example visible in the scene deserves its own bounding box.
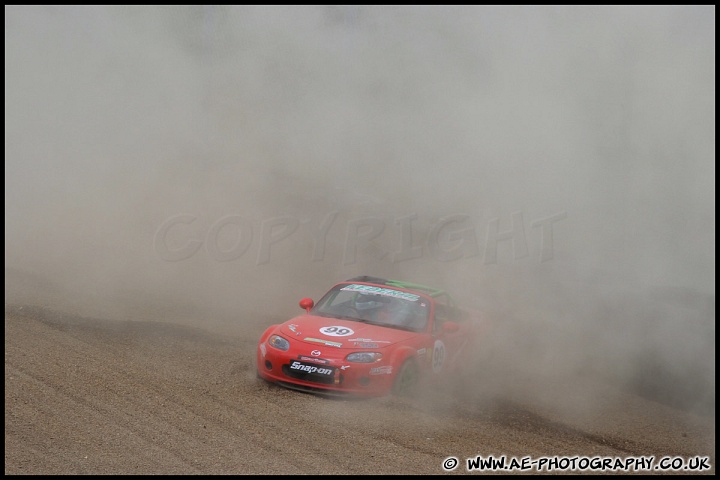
[354,294,384,311]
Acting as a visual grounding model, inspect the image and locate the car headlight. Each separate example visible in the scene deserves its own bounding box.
[346,352,383,363]
[268,334,290,351]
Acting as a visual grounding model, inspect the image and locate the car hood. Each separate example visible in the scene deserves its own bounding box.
[279,314,417,349]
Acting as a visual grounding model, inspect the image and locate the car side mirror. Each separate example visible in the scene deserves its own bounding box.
[442,321,460,334]
[299,297,314,313]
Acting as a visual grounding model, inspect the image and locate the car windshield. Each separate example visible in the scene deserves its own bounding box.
[312,283,430,332]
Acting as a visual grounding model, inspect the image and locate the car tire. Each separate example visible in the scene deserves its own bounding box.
[392,359,419,397]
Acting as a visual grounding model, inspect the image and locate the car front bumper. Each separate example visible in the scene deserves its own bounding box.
[256,342,395,397]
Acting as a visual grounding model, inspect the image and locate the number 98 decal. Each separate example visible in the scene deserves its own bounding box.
[319,326,355,337]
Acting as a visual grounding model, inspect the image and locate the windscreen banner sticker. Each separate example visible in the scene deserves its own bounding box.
[341,284,420,301]
[319,326,354,337]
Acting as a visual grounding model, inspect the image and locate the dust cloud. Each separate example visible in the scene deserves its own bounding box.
[5,6,715,418]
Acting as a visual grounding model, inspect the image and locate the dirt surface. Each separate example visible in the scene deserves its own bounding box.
[4,303,715,475]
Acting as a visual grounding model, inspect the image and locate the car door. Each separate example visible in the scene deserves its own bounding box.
[430,294,470,374]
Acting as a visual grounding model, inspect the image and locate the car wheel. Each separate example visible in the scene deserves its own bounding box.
[392,359,419,397]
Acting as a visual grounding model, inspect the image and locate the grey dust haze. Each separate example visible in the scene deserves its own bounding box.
[5,6,715,416]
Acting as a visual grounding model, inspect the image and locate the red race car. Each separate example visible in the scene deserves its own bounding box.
[256,276,487,397]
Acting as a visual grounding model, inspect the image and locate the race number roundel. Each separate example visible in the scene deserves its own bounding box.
[432,339,446,373]
[319,326,355,337]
